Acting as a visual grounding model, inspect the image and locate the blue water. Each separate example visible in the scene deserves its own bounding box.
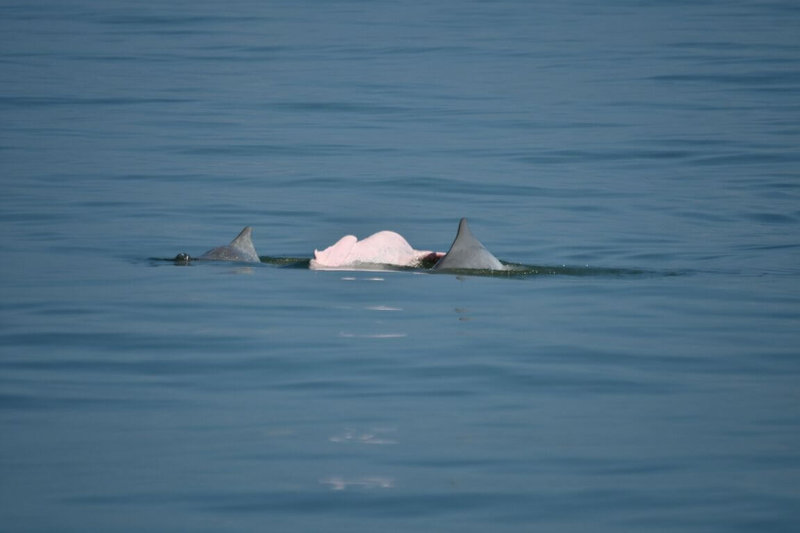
[2,1,800,531]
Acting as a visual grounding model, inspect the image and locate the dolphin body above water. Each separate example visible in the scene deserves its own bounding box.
[310,230,442,270]
[433,218,506,271]
[164,220,651,277]
[171,220,506,271]
[174,226,260,263]
[308,218,505,271]
[199,226,260,262]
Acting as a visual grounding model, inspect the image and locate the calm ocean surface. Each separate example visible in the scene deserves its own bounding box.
[2,1,800,531]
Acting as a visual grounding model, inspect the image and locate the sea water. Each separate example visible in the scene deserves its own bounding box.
[1,1,799,531]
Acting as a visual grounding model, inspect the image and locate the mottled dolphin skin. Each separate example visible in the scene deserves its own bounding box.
[434,218,505,271]
[197,226,260,263]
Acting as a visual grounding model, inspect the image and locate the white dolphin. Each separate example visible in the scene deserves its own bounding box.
[310,230,442,270]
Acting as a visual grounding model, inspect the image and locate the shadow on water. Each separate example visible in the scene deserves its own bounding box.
[148,256,679,278]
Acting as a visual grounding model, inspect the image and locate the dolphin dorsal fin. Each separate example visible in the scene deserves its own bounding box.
[199,226,260,262]
[434,218,504,271]
[228,226,259,260]
[231,226,254,248]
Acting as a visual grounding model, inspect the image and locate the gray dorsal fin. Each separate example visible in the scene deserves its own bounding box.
[230,226,255,249]
[434,218,504,271]
[199,226,260,263]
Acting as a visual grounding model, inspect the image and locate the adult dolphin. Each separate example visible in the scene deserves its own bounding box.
[434,218,505,271]
[174,226,260,263]
[310,230,442,270]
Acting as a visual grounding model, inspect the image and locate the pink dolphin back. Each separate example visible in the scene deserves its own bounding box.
[310,230,443,270]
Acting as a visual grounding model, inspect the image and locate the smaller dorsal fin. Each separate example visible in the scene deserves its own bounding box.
[198,226,260,263]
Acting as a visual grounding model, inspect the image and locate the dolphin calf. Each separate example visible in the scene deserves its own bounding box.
[174,226,260,263]
[199,226,260,262]
[433,218,505,271]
